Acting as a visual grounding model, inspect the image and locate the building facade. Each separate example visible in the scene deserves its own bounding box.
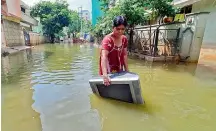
[1,0,23,47]
[91,0,103,26]
[173,0,216,68]
[1,0,42,47]
[132,0,216,69]
[80,10,91,21]
[173,0,216,13]
[20,0,38,31]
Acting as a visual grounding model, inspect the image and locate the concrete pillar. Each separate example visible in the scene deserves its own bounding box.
[198,9,216,69]
[180,12,210,62]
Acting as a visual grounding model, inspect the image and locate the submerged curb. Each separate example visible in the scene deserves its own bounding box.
[1,46,32,57]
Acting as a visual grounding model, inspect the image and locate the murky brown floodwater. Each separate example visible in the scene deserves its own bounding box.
[1,43,216,131]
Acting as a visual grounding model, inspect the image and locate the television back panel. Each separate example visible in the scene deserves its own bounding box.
[89,72,144,104]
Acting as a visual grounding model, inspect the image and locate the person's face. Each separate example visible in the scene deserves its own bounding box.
[113,25,126,37]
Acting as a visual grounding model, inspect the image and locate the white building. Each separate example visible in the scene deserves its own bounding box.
[20,0,38,31]
[80,10,91,21]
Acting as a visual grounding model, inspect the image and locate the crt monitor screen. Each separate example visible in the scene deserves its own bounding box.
[96,84,133,103]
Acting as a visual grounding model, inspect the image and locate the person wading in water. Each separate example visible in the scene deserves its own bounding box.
[99,16,129,86]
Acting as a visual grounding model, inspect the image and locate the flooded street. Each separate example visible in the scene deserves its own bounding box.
[1,43,216,131]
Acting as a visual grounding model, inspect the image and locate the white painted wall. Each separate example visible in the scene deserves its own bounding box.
[192,0,216,12]
[201,9,216,46]
[188,13,209,61]
[198,9,216,68]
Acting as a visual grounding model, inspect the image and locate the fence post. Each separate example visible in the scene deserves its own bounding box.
[154,28,159,57]
[149,25,151,55]
[174,28,181,54]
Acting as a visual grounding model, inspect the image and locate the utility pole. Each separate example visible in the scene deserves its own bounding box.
[78,6,83,38]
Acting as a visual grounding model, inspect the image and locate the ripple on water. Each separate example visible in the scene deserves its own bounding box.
[2,44,216,131]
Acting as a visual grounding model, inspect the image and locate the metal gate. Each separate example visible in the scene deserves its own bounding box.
[133,25,180,57]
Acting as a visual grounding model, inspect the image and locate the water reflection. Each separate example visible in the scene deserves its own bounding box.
[30,44,101,131]
[1,49,42,131]
[1,43,216,131]
[91,56,216,131]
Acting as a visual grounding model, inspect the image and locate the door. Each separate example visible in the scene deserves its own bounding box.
[23,30,30,46]
[180,28,194,56]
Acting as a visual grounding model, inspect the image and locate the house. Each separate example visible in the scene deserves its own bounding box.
[1,0,23,47]
[1,0,39,47]
[171,0,216,68]
[173,0,216,13]
[20,0,39,46]
[80,10,91,21]
[20,0,38,31]
[123,0,215,66]
[1,0,48,48]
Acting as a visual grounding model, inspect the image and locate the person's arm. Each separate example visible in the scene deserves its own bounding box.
[123,37,129,71]
[101,36,111,86]
[123,48,129,71]
[101,49,109,77]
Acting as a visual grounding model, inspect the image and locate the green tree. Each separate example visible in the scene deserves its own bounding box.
[82,20,92,33]
[147,0,179,24]
[67,10,81,38]
[30,0,71,43]
[119,0,148,51]
[91,4,122,43]
[99,0,109,12]
[94,0,148,49]
[55,30,66,40]
[93,0,179,45]
[66,9,92,38]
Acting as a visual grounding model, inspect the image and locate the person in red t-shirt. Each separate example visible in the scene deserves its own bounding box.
[99,16,129,86]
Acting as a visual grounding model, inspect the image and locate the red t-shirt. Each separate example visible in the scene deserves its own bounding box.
[99,35,128,75]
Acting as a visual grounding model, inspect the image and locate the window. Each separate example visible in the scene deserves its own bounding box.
[180,5,192,14]
[21,7,25,13]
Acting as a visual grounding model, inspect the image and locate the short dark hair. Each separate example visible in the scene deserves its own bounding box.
[113,16,127,27]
